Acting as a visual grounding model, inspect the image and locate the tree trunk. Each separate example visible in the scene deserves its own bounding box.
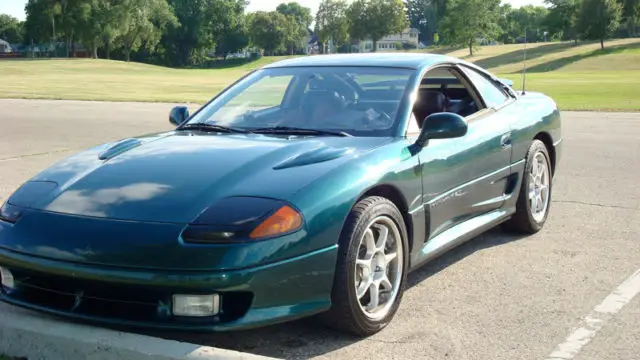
[373,39,378,52]
[574,38,578,46]
[92,44,98,59]
[106,43,111,59]
[65,36,70,58]
[468,39,473,56]
[125,48,131,62]
[600,38,604,50]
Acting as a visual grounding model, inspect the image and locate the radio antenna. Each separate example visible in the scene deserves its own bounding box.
[521,27,527,95]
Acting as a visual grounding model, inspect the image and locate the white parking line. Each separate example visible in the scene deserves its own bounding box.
[546,268,640,360]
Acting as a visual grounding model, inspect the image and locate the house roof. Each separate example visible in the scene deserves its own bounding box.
[264,53,458,70]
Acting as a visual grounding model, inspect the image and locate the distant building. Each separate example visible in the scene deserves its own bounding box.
[359,28,420,52]
[0,39,13,54]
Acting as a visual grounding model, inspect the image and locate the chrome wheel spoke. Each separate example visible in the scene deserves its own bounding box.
[363,229,376,255]
[379,276,392,291]
[540,184,548,199]
[366,282,380,311]
[356,277,372,299]
[384,252,397,264]
[374,224,389,252]
[537,161,545,177]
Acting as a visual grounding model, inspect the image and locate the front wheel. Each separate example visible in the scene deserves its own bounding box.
[504,140,553,233]
[321,196,409,336]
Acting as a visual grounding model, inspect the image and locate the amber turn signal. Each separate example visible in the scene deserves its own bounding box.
[250,205,302,239]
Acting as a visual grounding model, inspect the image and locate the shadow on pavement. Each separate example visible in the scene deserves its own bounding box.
[142,227,529,359]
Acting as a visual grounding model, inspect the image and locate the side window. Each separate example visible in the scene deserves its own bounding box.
[461,68,509,108]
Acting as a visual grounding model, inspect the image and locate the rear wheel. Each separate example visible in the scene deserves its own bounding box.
[504,140,552,233]
[321,196,408,336]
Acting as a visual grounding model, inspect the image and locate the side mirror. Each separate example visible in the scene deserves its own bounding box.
[169,106,189,126]
[415,112,467,147]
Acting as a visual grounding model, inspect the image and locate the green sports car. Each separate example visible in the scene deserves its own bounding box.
[0,53,562,336]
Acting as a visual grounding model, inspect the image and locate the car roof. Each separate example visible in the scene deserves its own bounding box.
[263,53,460,70]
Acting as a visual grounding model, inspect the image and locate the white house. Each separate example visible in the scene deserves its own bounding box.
[359,28,420,52]
[0,39,12,54]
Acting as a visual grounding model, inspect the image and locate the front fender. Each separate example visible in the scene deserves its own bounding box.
[290,140,424,252]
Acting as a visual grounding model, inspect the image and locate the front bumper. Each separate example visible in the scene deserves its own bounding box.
[0,245,338,331]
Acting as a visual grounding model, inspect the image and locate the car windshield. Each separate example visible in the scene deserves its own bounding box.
[185,66,413,137]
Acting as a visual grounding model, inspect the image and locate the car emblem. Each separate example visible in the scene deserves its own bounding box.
[70,290,84,312]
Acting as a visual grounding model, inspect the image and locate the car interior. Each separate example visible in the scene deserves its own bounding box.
[412,67,485,130]
[205,66,487,137]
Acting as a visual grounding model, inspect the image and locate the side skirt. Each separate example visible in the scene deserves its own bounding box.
[408,208,514,272]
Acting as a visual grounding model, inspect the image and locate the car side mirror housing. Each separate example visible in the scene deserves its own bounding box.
[169,106,189,126]
[415,112,468,147]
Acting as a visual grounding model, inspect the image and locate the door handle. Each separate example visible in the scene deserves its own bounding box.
[500,133,512,149]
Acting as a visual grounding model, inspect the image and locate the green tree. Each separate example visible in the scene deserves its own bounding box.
[161,0,244,66]
[315,0,349,53]
[0,14,24,44]
[248,11,288,55]
[439,0,501,56]
[406,0,446,44]
[277,2,313,54]
[347,0,409,51]
[507,5,549,42]
[215,14,249,57]
[577,0,623,49]
[23,0,56,51]
[544,0,580,45]
[77,0,127,58]
[623,0,640,35]
[276,2,313,29]
[115,0,177,62]
[498,4,517,44]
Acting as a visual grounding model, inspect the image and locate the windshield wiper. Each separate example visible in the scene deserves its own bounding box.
[249,126,352,137]
[178,123,249,134]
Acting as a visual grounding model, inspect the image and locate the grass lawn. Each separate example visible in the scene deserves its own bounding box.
[1,38,639,111]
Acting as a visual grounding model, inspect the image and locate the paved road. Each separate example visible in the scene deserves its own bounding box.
[1,99,638,360]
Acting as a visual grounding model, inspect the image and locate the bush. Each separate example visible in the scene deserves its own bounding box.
[402,42,417,50]
[395,42,404,50]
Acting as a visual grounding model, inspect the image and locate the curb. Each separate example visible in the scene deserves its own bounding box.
[0,303,278,360]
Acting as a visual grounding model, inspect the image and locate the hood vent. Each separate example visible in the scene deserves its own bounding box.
[273,146,354,170]
[98,138,143,160]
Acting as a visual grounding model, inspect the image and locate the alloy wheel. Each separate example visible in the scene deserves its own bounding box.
[528,151,550,222]
[354,216,404,320]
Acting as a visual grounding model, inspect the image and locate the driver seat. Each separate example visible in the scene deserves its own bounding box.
[300,90,346,123]
[413,90,447,128]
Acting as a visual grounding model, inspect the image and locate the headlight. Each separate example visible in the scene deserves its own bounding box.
[249,205,302,239]
[0,181,58,223]
[0,202,24,223]
[182,197,304,244]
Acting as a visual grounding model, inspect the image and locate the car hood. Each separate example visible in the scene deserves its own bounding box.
[23,131,390,223]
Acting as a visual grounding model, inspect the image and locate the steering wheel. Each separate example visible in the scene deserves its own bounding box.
[448,97,476,117]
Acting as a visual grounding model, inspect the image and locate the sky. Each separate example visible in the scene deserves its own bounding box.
[0,0,546,21]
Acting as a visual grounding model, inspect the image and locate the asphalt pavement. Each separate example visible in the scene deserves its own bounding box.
[1,99,638,360]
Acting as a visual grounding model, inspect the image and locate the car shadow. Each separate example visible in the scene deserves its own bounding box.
[140,227,530,359]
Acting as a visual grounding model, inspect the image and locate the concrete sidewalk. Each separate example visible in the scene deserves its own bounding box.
[0,303,277,360]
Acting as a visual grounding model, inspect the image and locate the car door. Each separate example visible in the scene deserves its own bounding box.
[419,65,514,239]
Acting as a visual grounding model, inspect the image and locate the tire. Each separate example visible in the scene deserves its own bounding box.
[320,196,409,336]
[504,140,553,234]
